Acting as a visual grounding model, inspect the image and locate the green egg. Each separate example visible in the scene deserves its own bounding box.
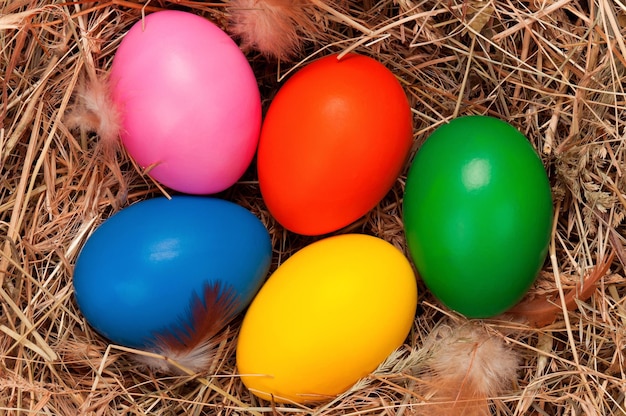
[403,115,553,318]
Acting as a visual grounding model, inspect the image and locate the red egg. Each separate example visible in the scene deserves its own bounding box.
[257,53,413,235]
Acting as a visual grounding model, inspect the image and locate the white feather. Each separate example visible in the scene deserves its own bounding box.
[134,339,217,375]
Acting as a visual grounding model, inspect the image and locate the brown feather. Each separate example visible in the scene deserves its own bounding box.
[138,281,240,374]
[508,251,615,327]
[227,0,321,59]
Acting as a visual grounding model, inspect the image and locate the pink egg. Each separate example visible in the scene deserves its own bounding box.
[109,10,261,194]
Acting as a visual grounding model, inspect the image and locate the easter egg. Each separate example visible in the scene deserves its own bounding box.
[109,10,261,194]
[73,196,272,349]
[257,53,413,235]
[237,234,417,403]
[403,115,553,318]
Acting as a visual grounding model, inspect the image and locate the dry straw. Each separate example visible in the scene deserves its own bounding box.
[1,0,625,414]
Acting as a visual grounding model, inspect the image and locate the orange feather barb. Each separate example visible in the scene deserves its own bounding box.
[136,281,240,374]
[227,0,321,59]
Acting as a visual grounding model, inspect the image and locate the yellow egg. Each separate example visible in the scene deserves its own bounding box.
[236,234,417,404]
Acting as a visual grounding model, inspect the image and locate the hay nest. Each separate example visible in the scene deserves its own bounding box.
[1,0,625,414]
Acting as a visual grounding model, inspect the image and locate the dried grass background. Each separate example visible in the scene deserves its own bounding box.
[1,0,626,414]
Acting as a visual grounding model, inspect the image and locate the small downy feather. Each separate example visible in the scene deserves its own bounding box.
[227,0,320,59]
[65,74,121,158]
[65,73,128,207]
[136,281,240,374]
[412,321,519,416]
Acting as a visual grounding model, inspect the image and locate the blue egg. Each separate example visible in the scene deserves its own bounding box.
[73,196,272,349]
